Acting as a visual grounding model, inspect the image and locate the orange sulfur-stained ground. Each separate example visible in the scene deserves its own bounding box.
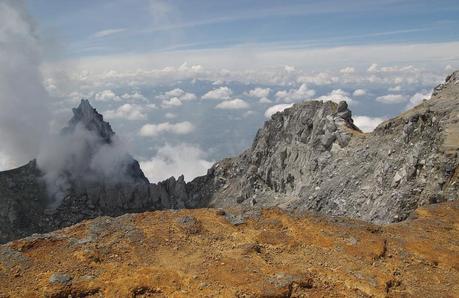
[0,201,458,297]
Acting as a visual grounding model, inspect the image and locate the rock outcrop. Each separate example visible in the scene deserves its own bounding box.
[188,71,459,223]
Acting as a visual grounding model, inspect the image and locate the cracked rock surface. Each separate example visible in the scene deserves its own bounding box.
[193,71,459,224]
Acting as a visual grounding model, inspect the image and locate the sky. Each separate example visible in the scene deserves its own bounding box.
[1,0,459,181]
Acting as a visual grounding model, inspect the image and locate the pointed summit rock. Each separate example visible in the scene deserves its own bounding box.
[52,99,148,185]
[0,99,194,243]
[62,99,115,143]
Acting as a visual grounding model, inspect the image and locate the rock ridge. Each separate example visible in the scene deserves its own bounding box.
[185,71,459,223]
[0,71,458,243]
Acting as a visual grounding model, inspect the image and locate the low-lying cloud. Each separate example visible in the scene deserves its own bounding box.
[275,84,315,102]
[215,99,249,110]
[376,94,406,104]
[265,103,294,118]
[157,88,197,108]
[140,143,213,182]
[314,89,354,104]
[406,91,432,110]
[139,121,194,136]
[202,86,232,100]
[105,104,147,120]
[353,116,385,132]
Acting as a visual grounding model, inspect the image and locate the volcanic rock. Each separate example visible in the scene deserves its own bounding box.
[191,71,459,224]
[0,201,457,297]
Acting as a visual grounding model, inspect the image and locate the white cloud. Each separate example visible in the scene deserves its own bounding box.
[353,89,366,96]
[140,143,213,182]
[94,89,121,101]
[104,104,146,120]
[180,92,197,101]
[121,91,147,101]
[139,121,194,136]
[340,66,355,74]
[315,89,353,104]
[202,86,232,100]
[367,63,379,72]
[92,28,126,38]
[388,85,402,92]
[376,94,406,104]
[46,42,459,82]
[381,65,417,73]
[161,97,183,108]
[367,64,418,74]
[275,83,315,102]
[259,97,272,103]
[406,91,432,109]
[165,112,176,119]
[164,88,185,98]
[297,72,337,85]
[247,87,271,98]
[156,88,197,108]
[264,103,294,118]
[353,116,385,132]
[284,65,296,72]
[215,98,250,110]
[161,88,196,101]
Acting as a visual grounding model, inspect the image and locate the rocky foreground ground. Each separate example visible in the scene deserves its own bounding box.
[0,201,457,297]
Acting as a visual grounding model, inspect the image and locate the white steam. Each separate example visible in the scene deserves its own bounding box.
[0,0,50,169]
[37,123,136,207]
[0,1,140,208]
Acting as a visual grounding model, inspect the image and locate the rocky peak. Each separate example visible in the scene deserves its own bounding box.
[252,100,359,155]
[62,99,115,143]
[198,73,459,223]
[432,70,459,98]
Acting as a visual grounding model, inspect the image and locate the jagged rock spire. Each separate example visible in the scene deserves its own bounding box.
[62,99,115,143]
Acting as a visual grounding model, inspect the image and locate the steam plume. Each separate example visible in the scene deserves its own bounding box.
[0,2,143,208]
[0,0,50,167]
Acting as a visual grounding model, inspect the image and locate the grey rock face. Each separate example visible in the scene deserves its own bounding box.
[62,99,115,144]
[187,71,459,224]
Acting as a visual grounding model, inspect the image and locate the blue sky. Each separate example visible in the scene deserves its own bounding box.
[1,0,458,179]
[27,0,459,57]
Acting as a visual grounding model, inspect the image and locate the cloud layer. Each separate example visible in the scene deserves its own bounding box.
[140,143,213,182]
[215,99,249,110]
[139,121,194,136]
